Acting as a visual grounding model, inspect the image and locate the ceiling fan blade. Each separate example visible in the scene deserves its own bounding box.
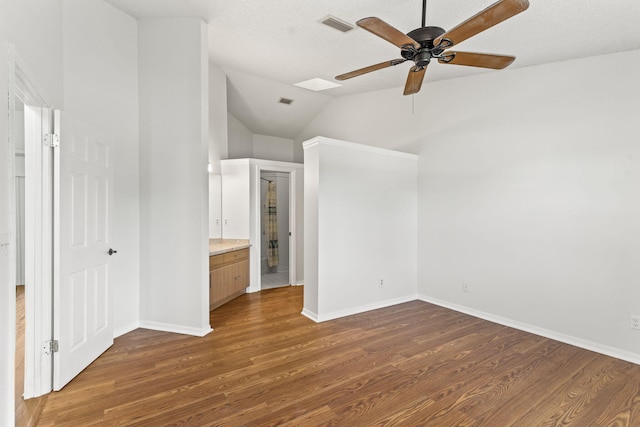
[438,51,515,69]
[434,0,529,49]
[335,59,406,81]
[403,65,426,96]
[357,17,421,50]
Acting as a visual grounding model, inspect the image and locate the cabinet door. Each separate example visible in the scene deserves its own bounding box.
[209,249,250,310]
[210,267,225,307]
[232,258,250,293]
[224,264,236,298]
[209,174,222,239]
[221,165,250,238]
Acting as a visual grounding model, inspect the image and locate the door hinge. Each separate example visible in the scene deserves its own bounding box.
[43,340,59,355]
[43,133,60,148]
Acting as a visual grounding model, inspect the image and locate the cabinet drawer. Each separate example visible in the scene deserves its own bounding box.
[223,248,249,263]
[209,254,225,269]
[210,248,249,269]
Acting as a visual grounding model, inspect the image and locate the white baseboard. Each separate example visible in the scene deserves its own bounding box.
[418,294,640,366]
[310,294,418,323]
[294,281,304,286]
[138,320,213,337]
[113,322,139,338]
[301,308,318,322]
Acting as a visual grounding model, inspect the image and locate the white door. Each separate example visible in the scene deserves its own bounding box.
[53,111,114,390]
[22,104,54,398]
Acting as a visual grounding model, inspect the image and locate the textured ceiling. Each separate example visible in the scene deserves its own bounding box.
[105,0,640,139]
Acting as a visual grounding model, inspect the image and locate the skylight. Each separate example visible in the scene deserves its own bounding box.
[294,78,342,92]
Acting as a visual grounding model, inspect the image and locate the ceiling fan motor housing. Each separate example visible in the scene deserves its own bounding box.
[407,26,445,49]
[414,50,431,67]
[403,26,446,67]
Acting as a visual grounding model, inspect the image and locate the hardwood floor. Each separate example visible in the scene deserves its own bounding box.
[22,286,640,426]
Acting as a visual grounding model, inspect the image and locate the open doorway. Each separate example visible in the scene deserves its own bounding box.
[10,48,55,425]
[13,94,31,420]
[260,171,291,289]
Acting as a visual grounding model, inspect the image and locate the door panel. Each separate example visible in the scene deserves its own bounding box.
[54,111,114,391]
[70,173,87,247]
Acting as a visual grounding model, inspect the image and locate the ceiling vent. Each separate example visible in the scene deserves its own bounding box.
[319,15,355,33]
[278,97,294,105]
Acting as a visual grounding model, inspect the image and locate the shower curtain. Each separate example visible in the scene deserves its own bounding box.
[266,181,279,268]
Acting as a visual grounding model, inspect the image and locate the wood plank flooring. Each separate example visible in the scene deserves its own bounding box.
[20,286,640,426]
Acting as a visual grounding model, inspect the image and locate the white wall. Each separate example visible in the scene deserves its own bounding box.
[209,62,228,172]
[227,113,254,159]
[227,114,298,164]
[62,0,139,337]
[224,67,332,142]
[293,165,305,284]
[303,137,418,322]
[6,0,64,108]
[303,144,319,315]
[253,134,294,163]
[138,18,211,336]
[416,50,640,362]
[297,50,640,362]
[295,86,418,154]
[13,109,25,152]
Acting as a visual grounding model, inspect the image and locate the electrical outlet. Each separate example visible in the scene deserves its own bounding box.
[379,279,384,288]
[462,282,470,293]
[630,315,640,330]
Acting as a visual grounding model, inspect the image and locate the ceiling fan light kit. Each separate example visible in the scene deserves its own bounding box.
[335,0,530,95]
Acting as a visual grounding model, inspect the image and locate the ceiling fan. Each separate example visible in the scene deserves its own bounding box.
[335,0,530,95]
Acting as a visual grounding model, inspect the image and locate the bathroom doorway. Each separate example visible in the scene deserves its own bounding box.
[260,171,291,289]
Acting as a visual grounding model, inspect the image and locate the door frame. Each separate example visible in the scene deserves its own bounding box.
[8,45,55,401]
[252,163,299,291]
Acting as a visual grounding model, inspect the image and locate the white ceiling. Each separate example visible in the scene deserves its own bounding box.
[104,0,640,139]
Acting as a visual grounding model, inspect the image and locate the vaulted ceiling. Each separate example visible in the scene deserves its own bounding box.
[105,0,640,139]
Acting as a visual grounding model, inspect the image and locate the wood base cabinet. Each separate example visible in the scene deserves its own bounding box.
[209,248,249,310]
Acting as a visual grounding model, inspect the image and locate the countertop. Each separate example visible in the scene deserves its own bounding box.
[209,239,251,256]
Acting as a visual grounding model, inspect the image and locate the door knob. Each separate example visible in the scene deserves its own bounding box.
[108,248,118,256]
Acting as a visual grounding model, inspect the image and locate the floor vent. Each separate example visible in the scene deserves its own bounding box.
[278,97,294,105]
[319,15,355,33]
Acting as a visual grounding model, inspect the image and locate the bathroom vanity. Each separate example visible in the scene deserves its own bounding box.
[209,239,250,310]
